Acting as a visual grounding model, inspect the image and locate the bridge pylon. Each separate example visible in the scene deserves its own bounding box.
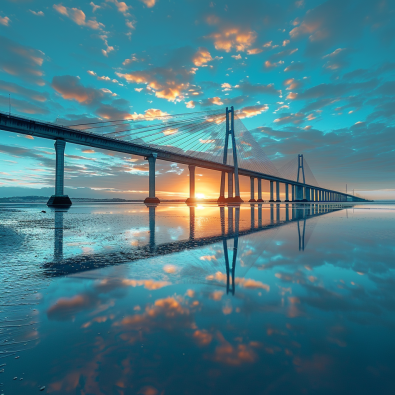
[294,154,307,202]
[218,107,243,204]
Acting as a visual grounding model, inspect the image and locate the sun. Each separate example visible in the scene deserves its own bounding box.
[196,193,205,199]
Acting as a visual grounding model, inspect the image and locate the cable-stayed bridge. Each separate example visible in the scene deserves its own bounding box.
[0,107,368,206]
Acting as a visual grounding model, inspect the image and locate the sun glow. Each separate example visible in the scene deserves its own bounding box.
[196,193,205,199]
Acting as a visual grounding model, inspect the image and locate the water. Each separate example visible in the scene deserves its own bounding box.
[0,202,394,394]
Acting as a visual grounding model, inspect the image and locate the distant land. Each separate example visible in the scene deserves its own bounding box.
[0,196,391,204]
[0,196,208,203]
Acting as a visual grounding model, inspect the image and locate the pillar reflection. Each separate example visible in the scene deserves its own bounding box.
[189,205,195,240]
[148,205,156,252]
[54,209,65,262]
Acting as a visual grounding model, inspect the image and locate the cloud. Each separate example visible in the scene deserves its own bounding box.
[274,112,304,125]
[0,95,49,115]
[52,75,105,104]
[186,100,196,108]
[47,295,97,321]
[96,106,168,121]
[100,34,115,57]
[283,78,302,90]
[284,62,305,72]
[296,79,379,101]
[0,36,45,85]
[0,16,10,26]
[140,0,156,8]
[0,80,49,102]
[322,48,352,71]
[268,48,298,61]
[192,47,213,67]
[264,60,283,69]
[209,97,223,105]
[235,81,281,96]
[29,10,44,16]
[116,67,193,102]
[288,0,393,57]
[247,48,263,55]
[90,2,101,12]
[106,0,130,16]
[237,105,269,119]
[53,4,104,30]
[207,28,256,52]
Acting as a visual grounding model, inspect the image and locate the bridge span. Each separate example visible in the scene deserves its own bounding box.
[0,108,368,206]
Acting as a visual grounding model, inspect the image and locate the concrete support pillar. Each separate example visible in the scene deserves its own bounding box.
[228,172,233,199]
[305,187,310,202]
[291,184,295,202]
[219,172,226,203]
[186,165,196,204]
[285,183,289,202]
[296,185,303,201]
[55,140,65,196]
[276,181,281,202]
[47,140,72,207]
[269,181,274,202]
[144,153,160,204]
[257,179,263,202]
[249,176,256,202]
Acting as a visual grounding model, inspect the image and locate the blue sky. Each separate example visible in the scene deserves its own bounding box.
[0,0,394,200]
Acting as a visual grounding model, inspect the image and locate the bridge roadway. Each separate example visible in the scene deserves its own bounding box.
[0,112,366,204]
[45,203,344,278]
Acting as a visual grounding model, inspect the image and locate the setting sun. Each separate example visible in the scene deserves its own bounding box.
[196,193,205,199]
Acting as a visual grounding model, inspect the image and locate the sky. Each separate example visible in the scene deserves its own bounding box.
[0,0,394,200]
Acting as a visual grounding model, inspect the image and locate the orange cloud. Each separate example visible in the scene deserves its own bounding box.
[193,330,213,346]
[206,272,270,291]
[186,100,195,108]
[209,291,224,301]
[121,279,171,290]
[53,4,104,30]
[0,16,10,26]
[247,48,263,55]
[286,92,298,99]
[213,340,258,366]
[265,60,284,69]
[207,28,256,52]
[116,70,190,102]
[289,21,320,39]
[192,47,213,66]
[106,0,130,16]
[140,0,156,8]
[237,105,269,119]
[209,96,223,105]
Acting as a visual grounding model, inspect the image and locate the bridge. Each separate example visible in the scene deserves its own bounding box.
[0,108,369,206]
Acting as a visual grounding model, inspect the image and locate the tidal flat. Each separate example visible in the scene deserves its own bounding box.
[1,202,394,394]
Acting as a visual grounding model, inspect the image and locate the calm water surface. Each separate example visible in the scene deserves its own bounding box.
[0,202,394,394]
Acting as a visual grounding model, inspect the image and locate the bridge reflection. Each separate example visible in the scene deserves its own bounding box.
[47,203,346,294]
